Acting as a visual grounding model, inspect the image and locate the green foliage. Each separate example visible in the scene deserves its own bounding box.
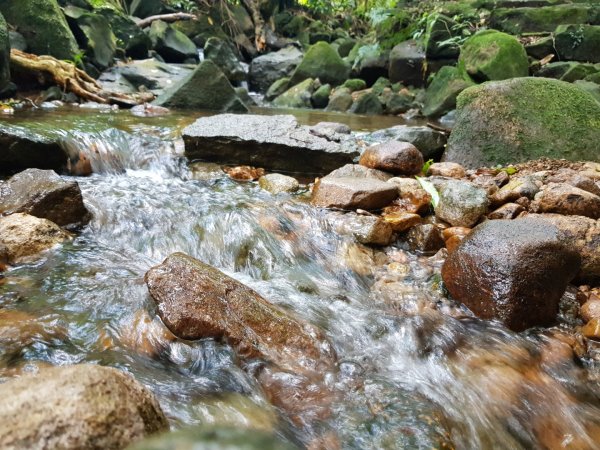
[165,0,197,12]
[64,50,86,69]
[415,176,440,208]
[421,158,433,174]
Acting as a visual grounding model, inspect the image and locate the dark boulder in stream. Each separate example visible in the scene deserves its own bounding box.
[182,114,361,174]
[0,169,90,230]
[145,253,336,373]
[0,364,168,449]
[442,218,581,331]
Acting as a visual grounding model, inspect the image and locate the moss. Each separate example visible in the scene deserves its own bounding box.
[554,25,600,63]
[289,41,350,87]
[0,0,79,60]
[489,5,598,34]
[343,78,367,92]
[273,78,315,109]
[311,83,331,109]
[446,77,600,167]
[423,66,475,117]
[459,30,529,82]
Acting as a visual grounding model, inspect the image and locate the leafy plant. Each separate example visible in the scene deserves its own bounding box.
[495,165,518,175]
[421,158,433,174]
[415,176,440,208]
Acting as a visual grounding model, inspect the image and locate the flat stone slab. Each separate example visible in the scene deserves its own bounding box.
[182,114,361,175]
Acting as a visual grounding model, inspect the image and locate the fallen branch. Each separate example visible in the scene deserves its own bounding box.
[9,49,154,106]
[136,12,197,29]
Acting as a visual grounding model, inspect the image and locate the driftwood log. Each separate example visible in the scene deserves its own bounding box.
[136,12,197,29]
[9,49,153,106]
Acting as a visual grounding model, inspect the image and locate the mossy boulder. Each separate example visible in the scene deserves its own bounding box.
[349,92,383,115]
[0,12,9,94]
[0,0,79,60]
[289,41,350,87]
[554,25,600,63]
[575,80,600,103]
[489,5,600,34]
[344,78,367,92]
[96,7,151,59]
[153,60,247,112]
[311,83,331,108]
[458,30,529,82]
[148,20,197,63]
[325,87,353,112]
[444,77,600,168]
[128,0,164,18]
[273,78,316,109]
[63,8,117,69]
[265,77,290,101]
[423,66,475,117]
[536,61,598,82]
[204,37,245,83]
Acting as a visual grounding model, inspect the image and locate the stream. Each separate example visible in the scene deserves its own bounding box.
[1,107,600,449]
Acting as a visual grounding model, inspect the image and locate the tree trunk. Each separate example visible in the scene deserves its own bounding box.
[240,0,267,53]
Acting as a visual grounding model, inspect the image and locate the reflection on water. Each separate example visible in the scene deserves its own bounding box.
[1,109,599,449]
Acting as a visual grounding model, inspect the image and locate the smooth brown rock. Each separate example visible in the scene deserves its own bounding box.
[326,163,392,181]
[311,176,398,210]
[523,213,600,282]
[382,211,421,232]
[224,166,265,181]
[581,297,600,323]
[442,226,471,241]
[258,173,299,194]
[488,202,525,220]
[442,218,581,331]
[426,162,465,178]
[0,169,90,230]
[582,318,600,339]
[490,175,541,207]
[145,253,336,372]
[0,364,168,449]
[386,177,432,215]
[404,223,445,254]
[359,141,424,176]
[531,182,600,219]
[0,213,71,264]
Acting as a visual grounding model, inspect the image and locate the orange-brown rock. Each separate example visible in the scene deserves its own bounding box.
[224,166,266,181]
[386,178,432,215]
[118,310,177,357]
[531,183,600,219]
[582,318,600,339]
[382,211,421,232]
[581,296,600,323]
[442,226,471,242]
[426,162,465,178]
[488,202,525,220]
[311,176,398,210]
[359,141,423,175]
[145,253,336,372]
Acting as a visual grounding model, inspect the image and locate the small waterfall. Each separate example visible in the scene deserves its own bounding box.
[197,48,205,62]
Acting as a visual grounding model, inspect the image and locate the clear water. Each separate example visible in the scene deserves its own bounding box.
[1,108,600,449]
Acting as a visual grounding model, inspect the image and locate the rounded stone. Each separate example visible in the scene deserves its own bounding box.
[359,141,424,176]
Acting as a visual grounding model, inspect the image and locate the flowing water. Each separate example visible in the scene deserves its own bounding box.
[1,108,600,449]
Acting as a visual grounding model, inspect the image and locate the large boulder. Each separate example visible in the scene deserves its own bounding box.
[96,8,151,59]
[388,40,429,87]
[204,37,246,83]
[0,0,79,60]
[0,123,68,174]
[289,41,350,87]
[153,60,247,111]
[0,12,9,94]
[444,78,600,168]
[423,66,475,117]
[0,169,90,230]
[112,58,194,95]
[554,24,600,63]
[182,114,360,175]
[0,364,168,449]
[351,45,389,86]
[441,218,581,331]
[489,5,600,34]
[128,0,165,19]
[249,46,303,93]
[148,20,197,63]
[145,253,336,372]
[458,30,529,82]
[272,78,315,109]
[0,213,70,264]
[63,8,117,69]
[424,14,461,59]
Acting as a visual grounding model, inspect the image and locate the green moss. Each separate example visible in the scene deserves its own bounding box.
[311,83,331,108]
[289,41,350,87]
[459,30,529,82]
[273,78,315,109]
[343,78,367,92]
[446,77,600,167]
[489,5,598,34]
[423,66,475,117]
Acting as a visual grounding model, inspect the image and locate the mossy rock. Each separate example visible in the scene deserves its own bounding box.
[554,25,600,63]
[153,60,247,112]
[585,71,600,84]
[423,66,475,117]
[536,61,598,83]
[334,37,357,58]
[384,91,414,115]
[127,425,298,450]
[204,37,245,83]
[265,77,290,102]
[574,80,600,103]
[458,30,529,82]
[349,92,383,115]
[311,83,331,108]
[273,78,315,109]
[371,76,392,95]
[128,0,164,18]
[445,77,600,168]
[289,41,350,87]
[343,78,367,92]
[96,7,151,59]
[0,12,9,93]
[148,20,197,63]
[0,0,79,60]
[325,87,353,112]
[489,5,600,34]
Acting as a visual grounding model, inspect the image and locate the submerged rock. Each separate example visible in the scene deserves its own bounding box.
[0,364,168,449]
[444,78,600,168]
[441,218,581,331]
[183,114,360,175]
[330,212,394,246]
[0,169,90,230]
[311,177,398,210]
[258,173,299,194]
[145,253,336,372]
[0,213,71,264]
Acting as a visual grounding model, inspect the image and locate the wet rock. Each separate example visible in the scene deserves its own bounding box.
[434,180,489,227]
[490,175,541,206]
[118,310,176,358]
[382,211,421,232]
[0,0,79,60]
[488,202,525,220]
[249,46,303,93]
[183,114,360,175]
[426,162,465,179]
[331,213,393,246]
[289,41,350,87]
[441,218,581,331]
[153,61,247,112]
[339,241,389,277]
[0,309,67,358]
[325,87,353,112]
[365,125,447,161]
[127,425,297,450]
[386,177,432,215]
[0,169,90,230]
[349,92,383,115]
[404,223,445,254]
[423,66,475,118]
[326,164,392,182]
[0,213,71,264]
[523,213,600,282]
[444,78,600,168]
[442,226,471,252]
[110,59,194,95]
[204,37,246,83]
[273,78,316,109]
[311,177,398,210]
[581,296,600,323]
[530,183,600,219]
[311,83,331,108]
[148,20,197,63]
[145,253,336,372]
[388,40,427,87]
[0,364,168,449]
[224,166,265,181]
[265,77,290,102]
[582,318,600,340]
[359,141,423,176]
[258,174,299,194]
